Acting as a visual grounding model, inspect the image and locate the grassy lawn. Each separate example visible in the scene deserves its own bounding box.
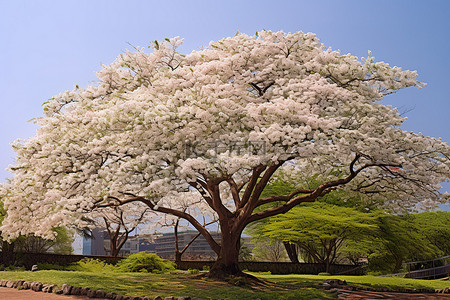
[0,270,334,299]
[253,273,450,290]
[0,270,448,299]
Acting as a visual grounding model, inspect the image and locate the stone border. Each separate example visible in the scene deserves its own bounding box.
[0,279,198,300]
[2,278,448,299]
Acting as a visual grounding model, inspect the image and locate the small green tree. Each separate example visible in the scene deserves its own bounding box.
[367,214,442,274]
[257,202,378,272]
[413,211,450,255]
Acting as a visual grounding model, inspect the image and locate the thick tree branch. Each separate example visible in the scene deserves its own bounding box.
[226,177,241,208]
[239,165,267,209]
[246,156,400,224]
[207,181,234,219]
[256,187,315,207]
[190,181,215,209]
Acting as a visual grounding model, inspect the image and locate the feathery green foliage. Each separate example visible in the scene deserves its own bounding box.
[115,252,175,273]
[413,211,450,255]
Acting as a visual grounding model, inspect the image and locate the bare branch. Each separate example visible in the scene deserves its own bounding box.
[97,194,221,254]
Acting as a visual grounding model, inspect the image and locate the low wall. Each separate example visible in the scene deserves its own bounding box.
[0,252,123,269]
[1,252,364,275]
[177,261,365,275]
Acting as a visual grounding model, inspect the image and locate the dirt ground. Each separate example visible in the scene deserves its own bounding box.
[337,288,450,299]
[0,287,108,300]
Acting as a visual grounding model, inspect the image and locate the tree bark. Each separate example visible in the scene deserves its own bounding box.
[110,239,119,257]
[392,257,404,274]
[209,238,242,278]
[175,251,182,266]
[283,241,299,263]
[325,258,331,274]
[174,219,181,265]
[209,221,243,279]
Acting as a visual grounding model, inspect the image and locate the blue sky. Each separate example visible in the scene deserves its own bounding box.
[0,0,449,207]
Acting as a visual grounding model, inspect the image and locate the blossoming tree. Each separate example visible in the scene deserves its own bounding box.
[2,30,449,278]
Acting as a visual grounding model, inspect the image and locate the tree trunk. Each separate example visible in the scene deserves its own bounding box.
[283,241,299,263]
[175,251,182,266]
[174,219,181,265]
[325,258,331,274]
[110,239,119,257]
[209,247,241,278]
[208,226,243,279]
[325,241,332,273]
[392,257,404,274]
[108,231,128,257]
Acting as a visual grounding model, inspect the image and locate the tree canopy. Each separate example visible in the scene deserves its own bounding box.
[367,213,443,274]
[1,30,449,278]
[414,211,450,255]
[252,202,378,271]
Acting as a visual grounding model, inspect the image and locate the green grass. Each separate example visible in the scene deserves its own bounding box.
[252,273,450,290]
[0,270,448,299]
[0,270,334,299]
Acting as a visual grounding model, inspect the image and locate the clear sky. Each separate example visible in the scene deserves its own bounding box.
[1,0,449,204]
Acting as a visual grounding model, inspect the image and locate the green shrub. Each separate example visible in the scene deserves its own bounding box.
[188,268,199,274]
[202,265,210,272]
[5,265,25,271]
[366,271,384,276]
[257,271,271,275]
[67,258,115,273]
[0,264,26,271]
[115,252,175,273]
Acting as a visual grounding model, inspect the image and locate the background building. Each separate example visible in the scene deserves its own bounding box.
[82,228,232,261]
[154,231,220,260]
[103,234,157,256]
[82,228,107,255]
[82,229,156,256]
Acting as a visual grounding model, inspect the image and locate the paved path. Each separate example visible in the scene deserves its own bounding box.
[337,289,450,299]
[0,287,108,300]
